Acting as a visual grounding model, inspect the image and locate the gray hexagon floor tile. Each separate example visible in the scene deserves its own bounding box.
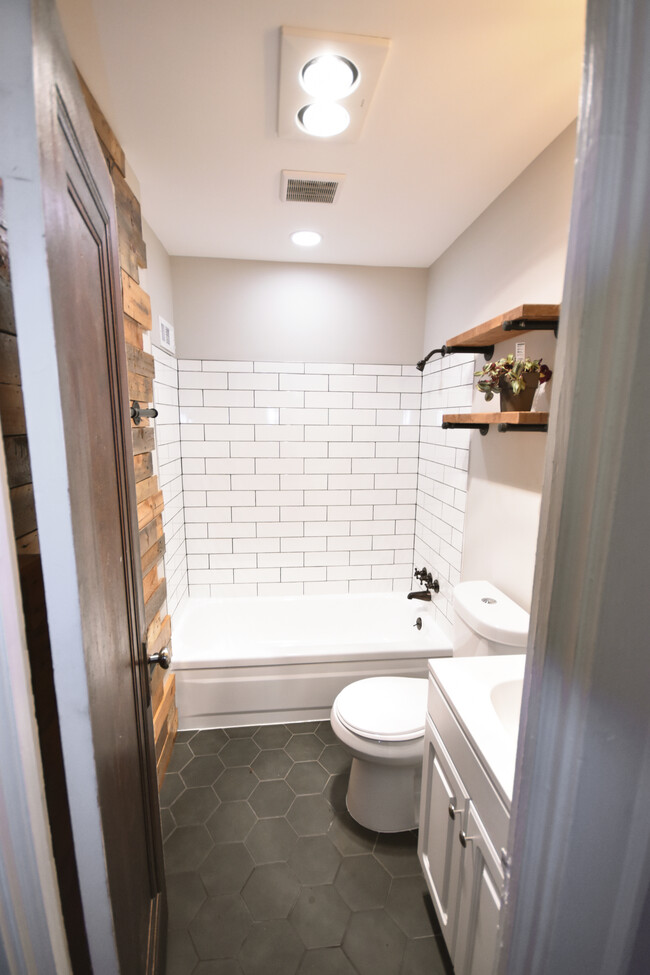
[319,744,350,774]
[399,936,451,975]
[245,817,298,865]
[164,825,214,875]
[335,855,391,911]
[297,946,358,975]
[238,918,305,975]
[251,748,293,781]
[342,909,406,975]
[289,835,341,885]
[287,721,320,733]
[175,730,197,745]
[241,862,301,920]
[286,761,329,795]
[199,842,255,897]
[166,927,198,975]
[160,772,185,809]
[290,885,350,949]
[253,725,291,749]
[373,831,421,878]
[171,786,220,827]
[181,754,226,789]
[321,773,348,813]
[206,801,256,844]
[188,894,253,960]
[161,806,175,841]
[194,960,244,975]
[386,876,436,938]
[167,871,207,931]
[287,795,334,836]
[315,722,338,745]
[214,767,259,802]
[284,734,325,762]
[220,738,261,768]
[190,728,229,755]
[328,811,377,856]
[167,742,194,774]
[248,779,294,818]
[226,726,260,739]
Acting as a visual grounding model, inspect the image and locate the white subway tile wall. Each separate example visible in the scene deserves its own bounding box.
[177,361,423,597]
[152,347,188,615]
[414,352,475,635]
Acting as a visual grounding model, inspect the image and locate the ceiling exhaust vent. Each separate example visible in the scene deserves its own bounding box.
[280,170,345,204]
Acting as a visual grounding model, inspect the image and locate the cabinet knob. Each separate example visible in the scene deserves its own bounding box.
[448,802,456,821]
[459,830,477,848]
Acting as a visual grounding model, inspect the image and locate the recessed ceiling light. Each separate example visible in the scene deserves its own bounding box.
[291,230,322,247]
[301,55,359,100]
[297,102,350,138]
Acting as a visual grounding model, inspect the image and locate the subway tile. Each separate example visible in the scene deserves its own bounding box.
[180,423,204,441]
[258,582,304,597]
[258,552,303,569]
[304,362,353,374]
[256,491,303,506]
[376,409,420,426]
[376,442,419,457]
[353,392,400,409]
[301,489,349,507]
[399,425,420,442]
[235,568,280,583]
[304,551,349,567]
[280,407,328,425]
[184,506,231,523]
[253,458,302,475]
[203,390,254,408]
[352,458,397,474]
[377,376,422,393]
[350,550,393,566]
[208,553,257,569]
[184,491,207,507]
[179,372,227,389]
[231,474,280,491]
[182,458,206,474]
[303,521,350,537]
[443,466,468,491]
[255,391,304,408]
[328,442,375,458]
[181,441,230,458]
[233,538,280,554]
[281,536,327,552]
[206,458,255,475]
[354,364,401,375]
[329,374,377,392]
[254,361,304,373]
[327,474,374,490]
[327,535,372,551]
[183,474,230,491]
[231,506,280,522]
[375,473,418,490]
[350,520,396,536]
[187,554,209,570]
[189,584,210,598]
[327,505,373,521]
[304,391,352,409]
[280,474,328,490]
[231,442,280,458]
[351,489,396,505]
[281,506,327,521]
[353,426,399,442]
[281,567,326,582]
[203,360,253,372]
[304,425,352,442]
[186,539,234,555]
[304,581,349,595]
[280,442,327,458]
[397,489,417,504]
[304,458,351,474]
[398,458,419,474]
[326,565,368,581]
[255,424,304,441]
[186,524,208,538]
[207,490,255,506]
[210,583,258,597]
[204,424,255,441]
[177,358,201,372]
[230,407,280,424]
[402,365,421,377]
[374,504,416,520]
[372,534,414,550]
[372,564,412,579]
[280,374,328,392]
[228,373,278,390]
[256,522,304,537]
[349,579,393,593]
[189,568,234,585]
[179,389,203,407]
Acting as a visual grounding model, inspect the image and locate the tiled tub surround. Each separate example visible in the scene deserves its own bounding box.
[162,722,452,975]
[178,361,421,598]
[414,354,474,635]
[153,346,188,615]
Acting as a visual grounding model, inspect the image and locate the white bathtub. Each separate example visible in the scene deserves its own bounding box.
[172,593,452,729]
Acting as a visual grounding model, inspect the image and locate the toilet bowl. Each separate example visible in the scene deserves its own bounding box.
[330,676,429,833]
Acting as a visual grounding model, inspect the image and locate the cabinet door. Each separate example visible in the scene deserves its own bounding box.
[418,715,468,960]
[454,803,504,975]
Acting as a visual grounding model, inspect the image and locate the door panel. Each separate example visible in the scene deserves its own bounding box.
[455,804,503,975]
[11,0,166,970]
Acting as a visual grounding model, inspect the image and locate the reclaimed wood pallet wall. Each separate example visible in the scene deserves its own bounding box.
[78,72,177,787]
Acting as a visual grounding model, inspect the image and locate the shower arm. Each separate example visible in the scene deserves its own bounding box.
[416,344,494,372]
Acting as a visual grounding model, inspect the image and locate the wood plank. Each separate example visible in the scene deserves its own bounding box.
[151,661,165,716]
[16,529,39,555]
[136,474,159,505]
[75,70,126,176]
[153,673,176,742]
[137,489,164,531]
[121,270,152,331]
[123,313,144,350]
[132,425,155,455]
[142,564,159,605]
[446,304,561,348]
[140,514,163,558]
[0,384,26,435]
[126,343,154,379]
[0,277,16,336]
[442,411,550,426]
[141,535,166,577]
[133,451,154,483]
[156,705,178,788]
[145,577,167,630]
[0,332,20,384]
[10,482,37,537]
[4,434,31,488]
[128,371,153,405]
[148,615,171,660]
[117,234,140,282]
[112,169,146,271]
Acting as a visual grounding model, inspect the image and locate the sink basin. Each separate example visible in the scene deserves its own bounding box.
[490,678,524,738]
[429,654,526,803]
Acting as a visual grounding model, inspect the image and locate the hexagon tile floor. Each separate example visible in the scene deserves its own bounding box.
[161,721,454,975]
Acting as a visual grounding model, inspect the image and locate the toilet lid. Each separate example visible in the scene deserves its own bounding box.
[334,677,428,741]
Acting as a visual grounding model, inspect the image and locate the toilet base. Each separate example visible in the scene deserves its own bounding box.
[346,755,421,833]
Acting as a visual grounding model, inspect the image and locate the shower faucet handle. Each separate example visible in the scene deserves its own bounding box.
[414,568,440,593]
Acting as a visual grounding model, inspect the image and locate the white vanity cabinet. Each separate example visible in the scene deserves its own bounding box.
[418,663,513,975]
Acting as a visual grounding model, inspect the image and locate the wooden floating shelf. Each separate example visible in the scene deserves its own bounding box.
[442,412,549,435]
[445,304,560,350]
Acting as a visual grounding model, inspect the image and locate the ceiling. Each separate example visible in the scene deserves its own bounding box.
[56,0,586,268]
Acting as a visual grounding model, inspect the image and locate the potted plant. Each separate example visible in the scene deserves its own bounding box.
[475,355,552,411]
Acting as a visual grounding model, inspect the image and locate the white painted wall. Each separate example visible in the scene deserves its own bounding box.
[170,258,428,365]
[423,123,576,611]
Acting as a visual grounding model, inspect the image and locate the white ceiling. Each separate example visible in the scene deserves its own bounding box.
[57,0,586,268]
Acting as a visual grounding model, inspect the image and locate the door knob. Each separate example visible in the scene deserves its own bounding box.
[148,648,170,669]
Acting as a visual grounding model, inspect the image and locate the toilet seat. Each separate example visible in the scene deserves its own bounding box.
[333,676,428,742]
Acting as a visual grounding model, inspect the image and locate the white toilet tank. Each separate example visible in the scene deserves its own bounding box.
[453,581,529,656]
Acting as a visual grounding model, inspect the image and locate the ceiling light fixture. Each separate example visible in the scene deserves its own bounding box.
[297,102,350,138]
[301,55,358,100]
[291,230,322,247]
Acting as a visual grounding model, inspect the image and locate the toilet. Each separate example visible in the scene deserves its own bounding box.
[330,581,529,833]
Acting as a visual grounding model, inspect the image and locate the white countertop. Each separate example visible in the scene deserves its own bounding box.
[429,654,526,803]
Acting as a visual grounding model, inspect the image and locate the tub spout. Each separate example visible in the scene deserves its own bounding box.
[407,590,432,601]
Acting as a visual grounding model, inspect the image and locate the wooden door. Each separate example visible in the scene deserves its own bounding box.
[418,714,468,961]
[3,1,166,970]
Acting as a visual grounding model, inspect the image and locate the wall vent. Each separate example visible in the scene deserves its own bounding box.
[159,316,175,354]
[280,170,345,204]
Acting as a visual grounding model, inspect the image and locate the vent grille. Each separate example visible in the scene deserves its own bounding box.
[280,170,345,204]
